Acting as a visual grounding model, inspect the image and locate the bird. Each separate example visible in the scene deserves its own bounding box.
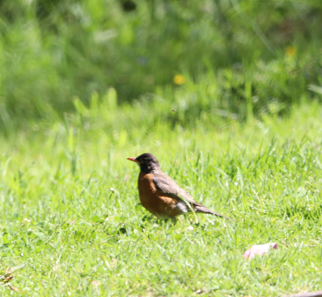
[127,153,231,223]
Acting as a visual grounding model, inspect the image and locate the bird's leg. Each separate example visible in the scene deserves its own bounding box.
[170,217,177,224]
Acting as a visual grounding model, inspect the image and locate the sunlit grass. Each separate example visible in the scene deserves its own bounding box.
[1,98,322,296]
[1,1,322,295]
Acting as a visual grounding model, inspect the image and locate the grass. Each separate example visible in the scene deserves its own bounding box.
[1,97,322,296]
[1,2,322,295]
[1,0,322,122]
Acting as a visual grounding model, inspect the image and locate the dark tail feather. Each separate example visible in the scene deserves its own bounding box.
[195,206,231,220]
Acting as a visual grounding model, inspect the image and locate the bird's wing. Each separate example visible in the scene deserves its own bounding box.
[153,171,231,219]
[152,172,200,206]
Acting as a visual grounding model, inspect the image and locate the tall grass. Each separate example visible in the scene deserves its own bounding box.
[0,0,322,127]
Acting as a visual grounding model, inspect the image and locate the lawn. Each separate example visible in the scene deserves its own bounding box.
[1,97,322,296]
[1,1,322,295]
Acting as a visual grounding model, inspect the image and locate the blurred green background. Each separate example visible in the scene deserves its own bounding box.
[1,0,322,130]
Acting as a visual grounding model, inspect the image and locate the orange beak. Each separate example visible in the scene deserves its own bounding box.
[127,157,139,163]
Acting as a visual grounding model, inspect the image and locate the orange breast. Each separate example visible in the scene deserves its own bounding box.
[138,172,183,218]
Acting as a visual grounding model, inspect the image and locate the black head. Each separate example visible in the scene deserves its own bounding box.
[127,153,161,173]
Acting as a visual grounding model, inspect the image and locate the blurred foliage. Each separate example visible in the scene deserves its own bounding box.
[0,0,322,126]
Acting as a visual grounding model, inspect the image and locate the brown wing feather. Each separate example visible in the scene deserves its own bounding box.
[152,172,231,220]
[152,172,197,204]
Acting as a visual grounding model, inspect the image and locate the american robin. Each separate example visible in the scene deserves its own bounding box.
[127,153,231,223]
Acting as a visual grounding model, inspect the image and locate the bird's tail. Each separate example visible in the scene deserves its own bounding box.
[195,206,231,220]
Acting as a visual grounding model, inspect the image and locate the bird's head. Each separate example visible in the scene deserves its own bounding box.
[127,153,161,173]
